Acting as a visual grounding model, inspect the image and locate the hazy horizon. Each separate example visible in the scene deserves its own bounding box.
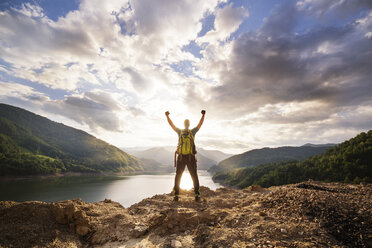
[0,0,371,154]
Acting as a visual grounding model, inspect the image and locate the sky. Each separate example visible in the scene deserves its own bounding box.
[0,0,371,154]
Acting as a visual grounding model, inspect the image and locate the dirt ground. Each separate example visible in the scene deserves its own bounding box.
[0,181,371,248]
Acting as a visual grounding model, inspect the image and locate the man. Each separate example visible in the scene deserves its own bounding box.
[165,110,206,202]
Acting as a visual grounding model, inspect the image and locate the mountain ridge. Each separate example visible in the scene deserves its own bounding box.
[211,144,334,172]
[0,103,143,175]
[302,143,336,147]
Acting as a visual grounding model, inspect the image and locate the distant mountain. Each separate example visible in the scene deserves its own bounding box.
[213,130,372,188]
[129,147,174,166]
[122,146,154,154]
[126,146,218,170]
[197,148,232,163]
[140,158,174,173]
[196,152,216,170]
[0,103,143,176]
[210,145,334,172]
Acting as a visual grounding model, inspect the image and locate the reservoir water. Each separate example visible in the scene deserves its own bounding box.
[0,170,220,207]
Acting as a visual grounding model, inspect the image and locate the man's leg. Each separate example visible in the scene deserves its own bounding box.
[187,155,200,200]
[174,156,186,200]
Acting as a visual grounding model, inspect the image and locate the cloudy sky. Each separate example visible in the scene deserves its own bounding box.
[0,0,371,154]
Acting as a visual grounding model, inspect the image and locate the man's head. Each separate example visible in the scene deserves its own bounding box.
[184,119,190,129]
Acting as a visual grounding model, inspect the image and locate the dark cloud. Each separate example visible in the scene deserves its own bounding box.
[239,103,339,125]
[44,91,123,132]
[297,0,372,18]
[186,1,372,124]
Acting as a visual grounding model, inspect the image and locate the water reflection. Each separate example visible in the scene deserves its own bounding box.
[180,171,194,190]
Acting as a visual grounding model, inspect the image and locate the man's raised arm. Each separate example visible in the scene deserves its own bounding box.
[197,110,206,130]
[165,111,177,132]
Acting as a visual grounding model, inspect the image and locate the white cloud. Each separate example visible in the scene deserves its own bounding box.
[0,81,44,100]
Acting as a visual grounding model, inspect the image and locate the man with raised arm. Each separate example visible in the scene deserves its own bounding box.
[165,110,206,202]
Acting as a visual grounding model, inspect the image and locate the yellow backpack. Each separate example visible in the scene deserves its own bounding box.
[177,129,196,155]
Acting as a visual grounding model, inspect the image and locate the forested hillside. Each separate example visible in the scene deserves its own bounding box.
[210,145,333,172]
[0,104,142,176]
[213,131,372,188]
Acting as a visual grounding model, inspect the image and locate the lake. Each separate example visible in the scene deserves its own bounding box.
[0,170,221,207]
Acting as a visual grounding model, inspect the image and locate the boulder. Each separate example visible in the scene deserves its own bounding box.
[76,225,89,236]
[171,239,182,248]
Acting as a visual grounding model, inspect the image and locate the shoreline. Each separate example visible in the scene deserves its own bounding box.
[211,177,240,189]
[0,171,145,181]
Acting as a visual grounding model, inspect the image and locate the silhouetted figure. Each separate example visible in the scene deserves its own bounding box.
[165,110,206,202]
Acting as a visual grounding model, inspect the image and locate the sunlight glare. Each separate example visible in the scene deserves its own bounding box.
[179,171,193,190]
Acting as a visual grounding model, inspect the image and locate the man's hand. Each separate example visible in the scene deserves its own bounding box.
[197,110,206,130]
[166,111,177,131]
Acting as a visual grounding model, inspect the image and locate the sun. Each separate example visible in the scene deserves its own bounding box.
[179,171,194,190]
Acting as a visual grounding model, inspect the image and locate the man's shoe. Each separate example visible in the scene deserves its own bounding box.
[173,196,179,202]
[195,195,201,202]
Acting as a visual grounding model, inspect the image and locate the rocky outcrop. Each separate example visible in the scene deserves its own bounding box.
[0,181,371,248]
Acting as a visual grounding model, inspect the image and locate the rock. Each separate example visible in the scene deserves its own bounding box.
[74,210,89,226]
[65,203,76,222]
[280,228,287,233]
[69,223,75,232]
[246,244,256,248]
[133,224,148,237]
[103,198,112,203]
[171,240,182,248]
[76,225,89,236]
[245,185,265,192]
[52,202,77,224]
[73,210,85,219]
[53,205,67,224]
